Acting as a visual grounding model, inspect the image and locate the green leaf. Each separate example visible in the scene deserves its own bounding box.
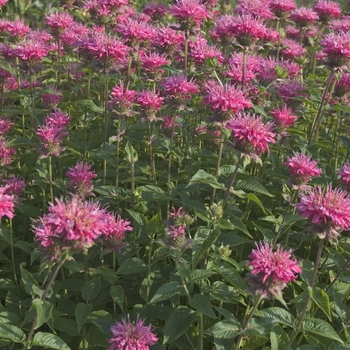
[188,170,223,189]
[189,294,216,318]
[116,258,147,275]
[75,303,92,331]
[85,324,110,348]
[209,319,242,339]
[32,299,53,329]
[20,266,43,297]
[110,285,124,311]
[192,228,220,269]
[247,193,268,213]
[256,307,295,327]
[0,311,19,325]
[303,317,343,343]
[150,282,183,304]
[32,332,71,350]
[308,287,331,321]
[191,270,216,282]
[75,99,102,113]
[227,215,253,238]
[124,141,138,164]
[0,324,26,343]
[163,307,193,344]
[81,277,101,302]
[270,324,289,350]
[235,179,274,197]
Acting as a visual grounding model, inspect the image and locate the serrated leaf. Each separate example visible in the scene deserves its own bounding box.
[150,282,183,304]
[75,303,92,331]
[81,277,101,302]
[235,179,274,197]
[75,99,102,113]
[0,324,26,343]
[124,141,138,164]
[163,307,193,344]
[189,294,216,318]
[32,332,71,350]
[32,299,53,329]
[270,324,289,350]
[308,286,331,321]
[303,317,343,343]
[20,266,42,297]
[116,258,147,275]
[191,270,215,282]
[247,193,268,213]
[209,319,242,339]
[227,215,252,238]
[187,170,223,189]
[110,285,124,311]
[255,307,295,327]
[0,311,19,325]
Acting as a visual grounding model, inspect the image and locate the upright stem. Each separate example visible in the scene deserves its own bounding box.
[223,153,243,206]
[184,31,189,75]
[148,121,156,185]
[9,219,18,286]
[115,116,121,189]
[241,48,247,88]
[286,239,325,350]
[103,75,109,186]
[48,156,54,203]
[167,115,177,193]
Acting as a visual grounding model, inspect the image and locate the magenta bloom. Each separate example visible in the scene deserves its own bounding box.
[269,0,296,18]
[296,185,350,240]
[161,75,199,101]
[314,0,341,23]
[0,186,15,219]
[3,176,25,198]
[0,140,16,166]
[285,152,322,189]
[42,87,63,109]
[103,214,132,252]
[338,164,350,189]
[226,53,260,84]
[227,113,275,155]
[143,3,168,19]
[66,162,97,198]
[153,25,184,53]
[236,0,274,20]
[321,32,350,68]
[246,242,301,298]
[277,80,306,108]
[291,7,318,27]
[116,19,156,46]
[109,316,158,350]
[281,38,306,60]
[46,12,74,34]
[6,20,30,37]
[109,82,137,116]
[330,16,350,33]
[188,35,223,65]
[0,0,8,7]
[170,0,210,30]
[0,118,13,136]
[13,39,49,65]
[136,90,163,120]
[271,105,298,131]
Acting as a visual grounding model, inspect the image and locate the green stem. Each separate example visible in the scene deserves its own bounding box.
[48,156,54,203]
[148,122,156,185]
[167,115,177,206]
[241,48,247,88]
[103,75,109,186]
[9,219,18,286]
[222,153,243,206]
[184,31,189,75]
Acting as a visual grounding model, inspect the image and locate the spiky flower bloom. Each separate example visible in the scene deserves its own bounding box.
[109,82,136,116]
[66,162,97,198]
[277,80,306,108]
[161,75,199,101]
[0,186,14,220]
[6,20,30,38]
[170,0,210,30]
[34,197,114,260]
[285,152,322,189]
[187,35,223,65]
[116,19,156,47]
[235,0,274,20]
[227,113,275,155]
[226,53,260,84]
[290,7,318,27]
[3,176,25,198]
[330,16,350,32]
[203,80,252,123]
[102,215,132,252]
[0,0,8,7]
[46,12,74,35]
[13,39,49,70]
[210,15,237,45]
[0,140,15,166]
[281,38,306,60]
[136,90,163,121]
[246,242,301,299]
[269,0,296,19]
[334,73,350,99]
[0,118,13,137]
[230,14,266,47]
[109,315,157,350]
[42,87,63,109]
[139,51,170,80]
[321,32,350,68]
[296,185,350,241]
[271,105,298,132]
[314,0,341,23]
[338,164,350,189]
[153,25,184,54]
[143,3,168,20]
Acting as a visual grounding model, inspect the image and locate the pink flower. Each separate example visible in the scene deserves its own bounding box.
[226,53,260,84]
[109,316,157,350]
[271,105,298,130]
[13,39,49,65]
[0,118,13,136]
[281,38,306,60]
[314,0,342,23]
[203,80,252,122]
[296,185,350,240]
[34,197,112,259]
[136,90,163,120]
[227,113,275,155]
[0,186,15,219]
[246,242,301,298]
[269,0,296,18]
[116,19,156,46]
[3,176,25,198]
[139,51,170,74]
[188,35,223,65]
[143,3,168,19]
[103,215,132,252]
[334,73,350,98]
[236,0,274,20]
[66,162,97,198]
[210,15,236,44]
[153,25,184,53]
[338,164,350,189]
[170,0,210,30]
[46,12,74,34]
[277,80,306,107]
[6,20,30,37]
[42,87,63,109]
[321,32,350,68]
[330,16,350,32]
[46,109,70,128]
[162,116,179,131]
[0,140,16,166]
[161,75,199,100]
[109,82,137,115]
[285,152,322,188]
[0,0,8,7]
[291,7,318,27]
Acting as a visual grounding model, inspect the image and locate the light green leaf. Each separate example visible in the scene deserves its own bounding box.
[20,266,43,297]
[303,317,343,343]
[189,294,216,319]
[163,307,193,344]
[124,141,138,164]
[116,258,147,275]
[255,307,295,327]
[209,319,242,339]
[270,324,289,350]
[308,287,331,321]
[227,215,253,238]
[32,332,71,350]
[0,324,26,343]
[150,282,183,304]
[110,286,124,312]
[187,170,223,189]
[75,303,92,331]
[235,179,274,197]
[247,193,268,213]
[32,299,53,329]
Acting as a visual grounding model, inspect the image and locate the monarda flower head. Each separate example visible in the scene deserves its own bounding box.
[321,32,350,68]
[271,105,298,132]
[66,162,97,198]
[0,140,16,166]
[0,186,15,220]
[46,12,74,35]
[235,0,274,20]
[313,0,341,23]
[227,113,276,156]
[136,90,164,121]
[161,75,199,102]
[109,315,158,350]
[338,163,350,189]
[0,118,13,137]
[109,82,137,116]
[290,7,318,28]
[296,185,350,241]
[269,0,296,19]
[284,152,322,189]
[246,242,301,299]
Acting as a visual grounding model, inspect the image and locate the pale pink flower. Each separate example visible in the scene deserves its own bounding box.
[321,32,350,68]
[66,162,97,198]
[285,152,322,188]
[0,118,13,136]
[338,164,350,189]
[314,0,341,23]
[46,12,74,34]
[334,73,350,98]
[291,7,318,27]
[271,105,298,130]
[246,242,301,299]
[236,0,274,20]
[0,0,8,7]
[109,316,158,350]
[0,140,15,166]
[296,185,350,240]
[269,0,296,18]
[0,186,15,219]
[227,113,275,155]
[281,38,306,60]
[330,16,350,32]
[161,75,199,100]
[162,116,179,132]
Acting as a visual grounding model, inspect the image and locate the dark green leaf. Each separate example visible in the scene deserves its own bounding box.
[308,287,331,321]
[209,319,242,339]
[81,277,101,302]
[150,282,183,304]
[75,303,92,331]
[163,307,193,344]
[116,258,147,275]
[110,286,124,311]
[32,299,53,329]
[303,317,343,343]
[32,332,71,349]
[20,266,42,297]
[235,179,274,197]
[0,324,26,343]
[189,294,216,318]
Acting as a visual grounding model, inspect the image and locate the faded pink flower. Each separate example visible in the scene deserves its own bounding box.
[334,73,350,98]
[42,87,63,109]
[0,118,13,136]
[3,176,25,198]
[143,3,168,20]
[0,140,15,166]
[296,185,350,240]
[109,82,136,116]
[227,113,275,155]
[271,105,298,131]
[314,0,341,23]
[330,16,350,32]
[162,116,179,131]
[285,152,322,189]
[277,80,306,108]
[321,32,350,68]
[161,75,199,101]
[66,162,97,198]
[236,0,274,20]
[136,90,163,120]
[0,186,15,219]
[109,316,158,350]
[291,7,318,27]
[338,164,350,189]
[46,12,74,34]
[269,0,296,19]
[246,242,301,299]
[210,15,236,44]
[281,38,306,60]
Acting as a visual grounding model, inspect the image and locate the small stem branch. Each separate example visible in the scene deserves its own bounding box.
[223,153,243,206]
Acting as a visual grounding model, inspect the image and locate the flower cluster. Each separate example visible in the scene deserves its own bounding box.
[66,162,97,198]
[0,186,15,220]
